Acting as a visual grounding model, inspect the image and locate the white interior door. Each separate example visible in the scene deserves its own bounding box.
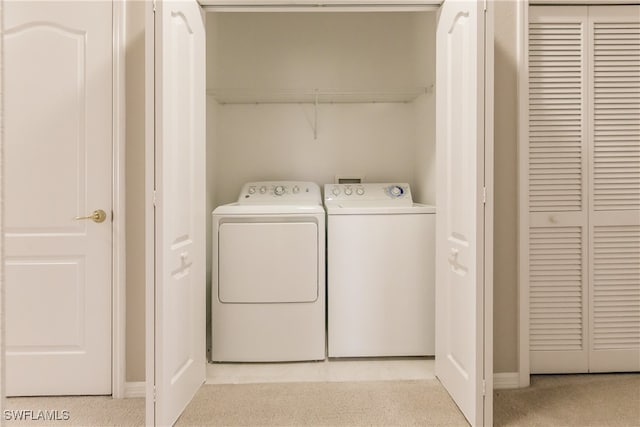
[146,0,206,425]
[587,5,640,373]
[526,5,639,375]
[435,0,493,425]
[527,5,590,374]
[4,0,113,396]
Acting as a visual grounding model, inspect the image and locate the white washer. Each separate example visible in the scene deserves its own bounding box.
[212,181,325,362]
[325,183,435,358]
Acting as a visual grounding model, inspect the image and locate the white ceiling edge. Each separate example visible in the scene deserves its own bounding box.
[199,0,442,12]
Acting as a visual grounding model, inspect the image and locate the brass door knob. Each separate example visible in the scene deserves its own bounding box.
[75,209,107,223]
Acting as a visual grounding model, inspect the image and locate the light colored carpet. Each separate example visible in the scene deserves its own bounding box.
[4,395,144,426]
[494,373,640,427]
[4,374,640,426]
[176,380,467,426]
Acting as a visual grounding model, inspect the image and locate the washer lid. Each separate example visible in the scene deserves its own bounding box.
[325,203,436,215]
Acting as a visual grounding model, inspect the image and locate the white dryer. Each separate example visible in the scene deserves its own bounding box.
[325,183,435,358]
[212,181,325,362]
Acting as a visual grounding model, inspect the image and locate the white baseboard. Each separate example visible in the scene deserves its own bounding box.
[494,372,520,390]
[124,381,146,398]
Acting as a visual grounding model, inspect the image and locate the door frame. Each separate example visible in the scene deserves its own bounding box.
[1,0,4,411]
[145,0,494,423]
[517,0,640,388]
[0,0,127,399]
[517,0,531,388]
[112,0,127,399]
[484,1,495,422]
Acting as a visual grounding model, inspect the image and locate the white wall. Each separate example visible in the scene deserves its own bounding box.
[209,12,431,93]
[413,93,435,206]
[212,102,420,207]
[206,96,219,357]
[412,13,436,206]
[493,0,519,373]
[207,11,436,207]
[124,0,146,382]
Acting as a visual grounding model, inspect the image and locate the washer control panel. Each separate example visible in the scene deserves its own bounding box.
[324,183,413,206]
[238,181,321,204]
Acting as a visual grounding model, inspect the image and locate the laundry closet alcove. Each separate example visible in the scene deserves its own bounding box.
[145,1,494,426]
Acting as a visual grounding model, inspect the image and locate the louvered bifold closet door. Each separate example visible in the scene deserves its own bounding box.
[588,5,640,373]
[528,6,590,373]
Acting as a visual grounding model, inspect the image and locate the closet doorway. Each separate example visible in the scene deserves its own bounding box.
[519,2,640,378]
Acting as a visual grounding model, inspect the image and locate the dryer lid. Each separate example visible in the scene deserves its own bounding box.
[213,203,325,215]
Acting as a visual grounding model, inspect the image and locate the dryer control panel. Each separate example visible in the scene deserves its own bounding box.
[324,183,413,207]
[238,181,321,205]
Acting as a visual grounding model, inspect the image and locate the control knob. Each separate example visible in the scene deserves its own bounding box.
[331,187,341,196]
[388,185,404,198]
[248,186,256,194]
[345,188,353,195]
[259,186,267,194]
[292,185,300,194]
[356,188,365,196]
[274,185,286,196]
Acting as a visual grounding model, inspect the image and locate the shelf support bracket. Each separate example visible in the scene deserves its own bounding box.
[314,90,319,140]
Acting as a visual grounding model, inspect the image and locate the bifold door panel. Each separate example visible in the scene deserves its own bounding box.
[146,1,207,426]
[218,222,318,303]
[528,5,640,374]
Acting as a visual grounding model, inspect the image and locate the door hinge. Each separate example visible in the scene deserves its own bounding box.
[153,0,156,13]
[482,379,486,396]
[482,187,486,205]
[483,0,487,12]
[153,191,157,207]
[153,386,157,402]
